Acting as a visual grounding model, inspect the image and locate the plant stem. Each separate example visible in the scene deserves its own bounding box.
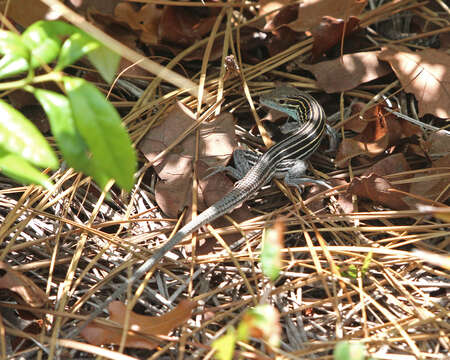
[0,72,62,91]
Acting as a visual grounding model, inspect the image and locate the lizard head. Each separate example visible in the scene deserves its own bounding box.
[259,86,314,123]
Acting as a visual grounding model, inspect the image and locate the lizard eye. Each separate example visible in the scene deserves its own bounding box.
[278,99,286,105]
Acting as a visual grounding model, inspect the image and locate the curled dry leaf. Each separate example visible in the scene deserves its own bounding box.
[114,3,162,45]
[259,0,298,33]
[347,154,411,211]
[336,104,405,167]
[347,173,410,210]
[310,16,360,61]
[0,262,48,308]
[305,51,391,93]
[344,102,374,133]
[378,47,450,119]
[80,299,196,350]
[362,153,411,193]
[288,0,367,32]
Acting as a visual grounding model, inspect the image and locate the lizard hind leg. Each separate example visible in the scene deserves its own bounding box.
[205,149,260,181]
[282,159,332,191]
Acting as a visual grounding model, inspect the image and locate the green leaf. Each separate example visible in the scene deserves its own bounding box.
[361,251,373,276]
[212,328,236,360]
[260,225,283,281]
[0,31,29,58]
[0,54,29,79]
[0,32,30,78]
[33,89,110,190]
[22,20,76,69]
[242,305,280,348]
[87,45,120,84]
[342,265,358,279]
[236,318,250,343]
[334,341,366,360]
[63,76,136,191]
[0,99,58,169]
[56,32,100,70]
[0,148,52,189]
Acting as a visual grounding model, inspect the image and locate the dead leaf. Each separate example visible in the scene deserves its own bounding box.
[304,178,349,213]
[0,262,48,308]
[362,153,411,193]
[139,102,236,216]
[114,3,162,45]
[139,103,254,253]
[88,10,141,55]
[336,186,355,213]
[378,47,450,119]
[2,0,53,27]
[409,154,450,203]
[336,104,404,167]
[423,130,450,157]
[81,299,196,350]
[289,0,367,32]
[347,173,410,210]
[310,16,361,61]
[337,154,411,212]
[344,102,375,133]
[159,6,218,47]
[72,0,121,16]
[267,26,306,57]
[305,51,392,93]
[259,0,298,32]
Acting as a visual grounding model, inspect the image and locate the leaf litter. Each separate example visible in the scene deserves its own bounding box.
[0,0,449,359]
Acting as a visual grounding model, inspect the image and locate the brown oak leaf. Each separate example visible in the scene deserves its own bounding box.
[80,300,196,350]
[258,0,297,32]
[305,51,391,93]
[0,262,48,308]
[347,173,410,210]
[114,2,162,45]
[378,47,450,119]
[159,6,218,47]
[288,0,367,32]
[362,153,411,193]
[139,102,236,217]
[409,154,450,204]
[139,103,252,253]
[335,104,404,167]
[310,16,361,61]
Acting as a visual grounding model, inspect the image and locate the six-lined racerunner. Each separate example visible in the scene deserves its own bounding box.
[123,86,329,282]
[82,86,332,323]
